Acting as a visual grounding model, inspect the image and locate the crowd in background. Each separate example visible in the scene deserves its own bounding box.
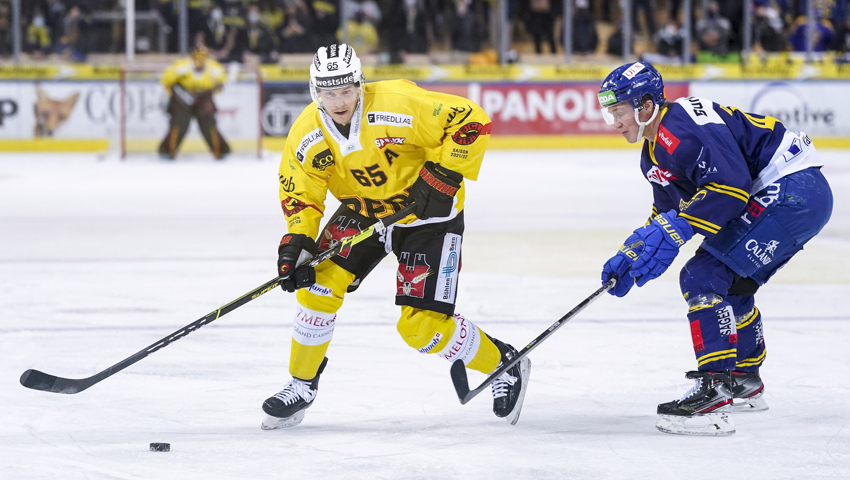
[1,0,849,63]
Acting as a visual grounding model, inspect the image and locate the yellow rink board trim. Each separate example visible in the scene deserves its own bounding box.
[0,139,110,152]
[3,136,850,153]
[262,136,850,152]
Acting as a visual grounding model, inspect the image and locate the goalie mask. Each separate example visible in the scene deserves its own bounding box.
[309,44,364,112]
[598,62,666,140]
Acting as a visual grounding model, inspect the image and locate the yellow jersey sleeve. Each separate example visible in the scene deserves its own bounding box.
[160,59,226,94]
[408,85,491,181]
[278,105,332,239]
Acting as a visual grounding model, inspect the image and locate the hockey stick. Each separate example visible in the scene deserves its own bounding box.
[20,204,416,394]
[449,277,617,404]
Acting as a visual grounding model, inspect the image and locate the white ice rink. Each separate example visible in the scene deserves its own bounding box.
[2,150,848,479]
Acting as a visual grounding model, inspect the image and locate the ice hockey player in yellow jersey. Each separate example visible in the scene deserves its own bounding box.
[158,45,231,160]
[261,43,531,430]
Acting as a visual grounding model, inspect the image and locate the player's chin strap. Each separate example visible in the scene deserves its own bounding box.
[635,103,659,140]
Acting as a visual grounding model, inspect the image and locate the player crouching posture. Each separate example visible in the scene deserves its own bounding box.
[260,44,530,430]
[597,62,833,436]
[158,45,231,160]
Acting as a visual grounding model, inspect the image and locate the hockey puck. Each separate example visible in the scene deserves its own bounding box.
[149,442,170,452]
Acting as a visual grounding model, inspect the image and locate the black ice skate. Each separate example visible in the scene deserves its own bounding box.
[261,357,328,430]
[731,370,768,412]
[491,340,531,425]
[656,371,735,436]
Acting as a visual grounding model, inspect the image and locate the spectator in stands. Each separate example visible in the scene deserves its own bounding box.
[632,0,657,39]
[310,0,340,49]
[571,0,598,56]
[0,4,12,57]
[651,19,685,62]
[835,14,850,61]
[450,0,484,53]
[280,0,314,53]
[385,0,430,62]
[55,5,91,62]
[696,0,732,57]
[155,0,179,52]
[339,8,379,53]
[752,0,786,53]
[199,5,236,60]
[527,0,556,54]
[220,0,248,62]
[187,0,212,49]
[240,4,279,63]
[341,0,381,26]
[42,0,67,47]
[258,0,285,50]
[788,13,835,52]
[606,21,631,57]
[26,13,53,59]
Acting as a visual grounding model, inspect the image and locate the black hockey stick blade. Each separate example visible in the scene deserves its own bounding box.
[449,278,617,404]
[20,205,416,395]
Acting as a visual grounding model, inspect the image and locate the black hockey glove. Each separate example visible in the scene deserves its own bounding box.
[277,233,318,293]
[410,161,463,219]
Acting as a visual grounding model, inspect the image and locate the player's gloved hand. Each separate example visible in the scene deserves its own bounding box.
[629,210,694,286]
[410,161,463,219]
[602,234,643,297]
[277,233,318,292]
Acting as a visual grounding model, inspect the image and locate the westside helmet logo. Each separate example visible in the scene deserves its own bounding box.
[315,74,355,88]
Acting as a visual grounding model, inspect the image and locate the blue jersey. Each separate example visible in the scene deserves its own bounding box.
[640,96,821,238]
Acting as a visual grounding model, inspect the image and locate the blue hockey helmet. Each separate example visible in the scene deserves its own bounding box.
[597,62,665,124]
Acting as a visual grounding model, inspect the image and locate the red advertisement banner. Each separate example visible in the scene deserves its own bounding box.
[428,83,689,136]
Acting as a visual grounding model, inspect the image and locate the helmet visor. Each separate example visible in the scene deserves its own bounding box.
[600,102,633,126]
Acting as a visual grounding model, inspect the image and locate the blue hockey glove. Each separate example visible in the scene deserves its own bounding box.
[602,234,643,297]
[630,210,694,287]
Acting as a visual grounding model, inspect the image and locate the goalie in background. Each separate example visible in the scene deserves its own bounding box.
[158,45,231,160]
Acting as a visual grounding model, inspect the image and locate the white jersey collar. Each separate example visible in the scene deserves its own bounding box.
[318,99,364,157]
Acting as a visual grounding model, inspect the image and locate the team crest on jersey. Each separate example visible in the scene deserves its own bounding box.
[452,122,491,146]
[281,197,309,217]
[646,165,678,186]
[656,124,680,154]
[312,148,334,171]
[397,252,431,298]
[319,217,362,258]
[296,128,324,162]
[375,137,405,149]
[367,111,413,128]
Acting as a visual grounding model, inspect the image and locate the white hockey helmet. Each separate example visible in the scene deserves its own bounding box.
[309,44,365,110]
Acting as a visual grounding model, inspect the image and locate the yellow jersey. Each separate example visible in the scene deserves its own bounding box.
[160,58,226,94]
[278,79,491,239]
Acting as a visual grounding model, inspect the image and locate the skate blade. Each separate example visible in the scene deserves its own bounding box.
[505,357,532,426]
[656,412,736,436]
[261,411,305,430]
[732,396,769,413]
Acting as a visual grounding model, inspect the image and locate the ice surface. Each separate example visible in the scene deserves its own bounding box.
[1,150,848,479]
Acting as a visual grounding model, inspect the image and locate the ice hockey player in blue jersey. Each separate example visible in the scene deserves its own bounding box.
[597,62,833,436]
